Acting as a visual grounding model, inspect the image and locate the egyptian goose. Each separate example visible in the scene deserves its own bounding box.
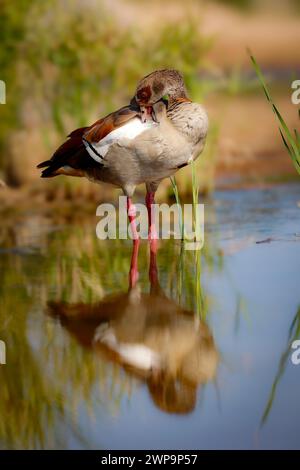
[37,69,208,239]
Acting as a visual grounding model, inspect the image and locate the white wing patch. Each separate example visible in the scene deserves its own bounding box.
[94,324,160,371]
[83,118,156,164]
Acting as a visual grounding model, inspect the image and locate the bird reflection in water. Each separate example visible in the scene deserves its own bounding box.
[48,240,219,414]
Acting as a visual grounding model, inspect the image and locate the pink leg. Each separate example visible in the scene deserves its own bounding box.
[127,197,139,240]
[129,238,140,288]
[145,191,158,241]
[149,239,158,286]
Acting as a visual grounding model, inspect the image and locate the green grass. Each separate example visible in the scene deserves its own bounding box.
[170,175,185,240]
[261,307,300,425]
[170,159,202,244]
[170,160,206,318]
[191,159,201,241]
[250,53,300,175]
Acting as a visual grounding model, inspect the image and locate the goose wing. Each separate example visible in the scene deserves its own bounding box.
[37,105,140,177]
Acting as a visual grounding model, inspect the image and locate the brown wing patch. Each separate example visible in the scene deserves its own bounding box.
[68,126,89,138]
[84,106,139,143]
[38,105,139,178]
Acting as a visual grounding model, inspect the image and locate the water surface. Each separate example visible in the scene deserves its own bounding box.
[0,183,300,449]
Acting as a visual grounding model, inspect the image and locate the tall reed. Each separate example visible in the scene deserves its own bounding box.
[250,53,300,175]
[170,161,205,318]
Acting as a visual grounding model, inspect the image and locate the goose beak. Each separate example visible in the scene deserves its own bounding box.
[140,105,155,123]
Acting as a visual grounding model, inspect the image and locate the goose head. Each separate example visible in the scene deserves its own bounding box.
[134,69,188,121]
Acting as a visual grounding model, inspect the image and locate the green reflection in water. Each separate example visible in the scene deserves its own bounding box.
[0,218,222,448]
[261,306,300,426]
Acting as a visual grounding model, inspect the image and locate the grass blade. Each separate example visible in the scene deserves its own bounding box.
[250,51,300,175]
[170,176,185,240]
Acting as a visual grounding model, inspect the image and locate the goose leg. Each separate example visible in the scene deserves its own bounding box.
[127,196,139,240]
[145,191,158,241]
[149,239,158,287]
[129,238,140,288]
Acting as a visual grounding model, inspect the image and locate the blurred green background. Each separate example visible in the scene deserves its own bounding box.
[0,0,299,210]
